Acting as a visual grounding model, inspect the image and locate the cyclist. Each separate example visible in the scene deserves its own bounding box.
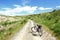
[37,25,42,36]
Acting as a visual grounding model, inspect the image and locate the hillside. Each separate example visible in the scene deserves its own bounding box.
[0,15,27,40]
[25,9,60,40]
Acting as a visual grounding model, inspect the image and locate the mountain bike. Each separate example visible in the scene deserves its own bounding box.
[31,26,43,36]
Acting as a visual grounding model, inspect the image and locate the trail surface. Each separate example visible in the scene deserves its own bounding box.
[11,20,56,40]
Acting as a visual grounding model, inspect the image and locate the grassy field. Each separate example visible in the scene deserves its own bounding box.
[0,16,27,40]
[25,9,60,40]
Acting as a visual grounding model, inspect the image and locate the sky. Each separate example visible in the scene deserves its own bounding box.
[0,0,60,16]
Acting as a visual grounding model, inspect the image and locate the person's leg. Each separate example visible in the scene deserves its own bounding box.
[37,28,39,33]
[39,29,42,36]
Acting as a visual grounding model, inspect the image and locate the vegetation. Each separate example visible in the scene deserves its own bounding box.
[25,9,60,40]
[0,16,27,40]
[0,9,60,40]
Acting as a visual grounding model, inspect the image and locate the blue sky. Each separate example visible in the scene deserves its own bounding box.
[0,0,60,16]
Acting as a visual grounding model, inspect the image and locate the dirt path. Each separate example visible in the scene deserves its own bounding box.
[11,20,56,40]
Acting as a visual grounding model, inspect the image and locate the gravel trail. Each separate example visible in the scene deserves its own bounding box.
[11,20,56,40]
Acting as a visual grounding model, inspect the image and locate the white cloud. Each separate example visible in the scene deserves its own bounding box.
[0,5,37,16]
[56,6,60,8]
[0,5,53,16]
[39,7,52,10]
[14,5,21,7]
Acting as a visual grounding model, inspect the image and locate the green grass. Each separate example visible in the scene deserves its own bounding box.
[0,17,27,40]
[25,9,60,40]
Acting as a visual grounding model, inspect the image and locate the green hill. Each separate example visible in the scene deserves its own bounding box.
[26,9,60,40]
